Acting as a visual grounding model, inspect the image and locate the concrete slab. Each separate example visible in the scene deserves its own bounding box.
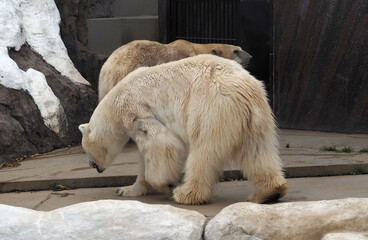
[1,130,368,192]
[0,190,53,210]
[1,175,367,217]
[0,144,140,192]
[280,130,368,177]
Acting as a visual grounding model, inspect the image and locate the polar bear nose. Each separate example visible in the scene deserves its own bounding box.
[88,155,104,173]
[234,49,253,68]
[94,163,104,173]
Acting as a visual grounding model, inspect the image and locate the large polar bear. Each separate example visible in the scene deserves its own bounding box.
[98,39,253,101]
[80,54,287,205]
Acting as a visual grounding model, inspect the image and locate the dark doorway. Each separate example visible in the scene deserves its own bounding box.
[158,0,271,90]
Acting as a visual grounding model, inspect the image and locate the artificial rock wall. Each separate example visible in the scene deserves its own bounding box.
[0,0,99,163]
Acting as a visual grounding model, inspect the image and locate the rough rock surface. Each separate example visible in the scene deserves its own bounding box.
[0,200,207,240]
[0,46,97,163]
[0,86,39,161]
[55,0,107,92]
[204,198,368,240]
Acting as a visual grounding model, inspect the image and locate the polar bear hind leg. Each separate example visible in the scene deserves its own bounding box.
[239,128,287,204]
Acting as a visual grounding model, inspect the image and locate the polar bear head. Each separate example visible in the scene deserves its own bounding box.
[79,121,127,173]
[210,46,253,68]
[79,123,106,173]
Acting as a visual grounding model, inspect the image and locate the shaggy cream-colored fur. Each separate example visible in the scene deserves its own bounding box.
[98,39,252,101]
[80,54,286,205]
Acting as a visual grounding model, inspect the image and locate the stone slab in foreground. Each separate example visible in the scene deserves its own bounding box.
[0,200,206,240]
[205,198,368,240]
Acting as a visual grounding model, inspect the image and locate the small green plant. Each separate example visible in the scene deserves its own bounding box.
[50,183,60,191]
[350,166,363,175]
[359,148,368,153]
[341,146,354,153]
[285,143,290,148]
[235,171,244,180]
[49,183,69,191]
[320,146,337,152]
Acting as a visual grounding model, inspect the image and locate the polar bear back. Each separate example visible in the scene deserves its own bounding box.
[96,54,270,149]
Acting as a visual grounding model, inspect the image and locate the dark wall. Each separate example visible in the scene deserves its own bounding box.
[273,0,368,133]
[157,0,368,133]
[237,0,270,87]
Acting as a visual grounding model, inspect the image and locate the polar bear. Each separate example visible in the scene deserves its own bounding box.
[98,39,253,101]
[80,54,287,205]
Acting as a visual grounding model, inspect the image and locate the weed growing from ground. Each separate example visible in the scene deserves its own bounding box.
[341,146,354,153]
[320,146,337,152]
[49,183,69,191]
[350,166,363,175]
[320,146,355,153]
[359,148,368,153]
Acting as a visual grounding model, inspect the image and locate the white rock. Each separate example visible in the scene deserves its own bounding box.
[322,232,368,240]
[0,200,207,240]
[205,198,368,240]
[25,69,68,137]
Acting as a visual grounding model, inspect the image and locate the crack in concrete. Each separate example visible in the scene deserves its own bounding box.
[32,192,53,210]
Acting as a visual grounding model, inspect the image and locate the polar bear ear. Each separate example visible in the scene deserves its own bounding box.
[79,123,89,135]
[211,48,222,56]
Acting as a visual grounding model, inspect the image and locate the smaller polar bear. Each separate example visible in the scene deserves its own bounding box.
[98,39,253,101]
[80,54,287,205]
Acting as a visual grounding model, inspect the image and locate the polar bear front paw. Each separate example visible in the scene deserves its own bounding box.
[116,184,148,197]
[172,184,212,205]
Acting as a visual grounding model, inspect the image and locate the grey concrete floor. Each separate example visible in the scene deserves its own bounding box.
[0,129,368,217]
[1,175,368,217]
[1,129,368,192]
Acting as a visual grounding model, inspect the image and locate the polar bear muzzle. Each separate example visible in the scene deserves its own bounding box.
[88,155,104,173]
[233,49,253,67]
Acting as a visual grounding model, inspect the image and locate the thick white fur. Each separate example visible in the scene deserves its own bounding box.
[81,54,287,205]
[98,39,252,101]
